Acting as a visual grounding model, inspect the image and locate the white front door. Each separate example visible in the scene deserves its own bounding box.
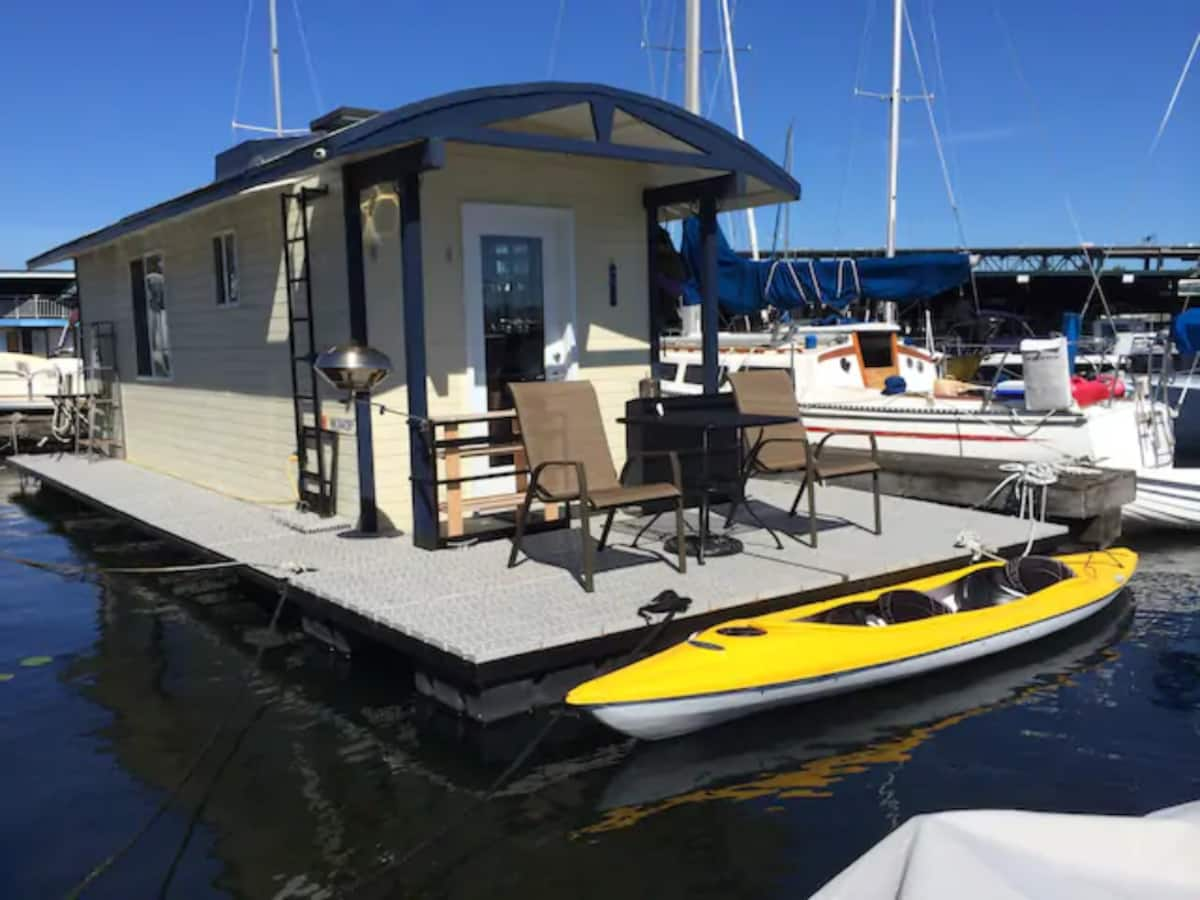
[461,203,577,494]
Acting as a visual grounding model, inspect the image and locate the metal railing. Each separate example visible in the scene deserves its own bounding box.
[0,295,73,320]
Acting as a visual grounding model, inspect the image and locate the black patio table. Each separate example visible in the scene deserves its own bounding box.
[618,408,796,563]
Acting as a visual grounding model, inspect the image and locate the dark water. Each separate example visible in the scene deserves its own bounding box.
[2,468,1199,899]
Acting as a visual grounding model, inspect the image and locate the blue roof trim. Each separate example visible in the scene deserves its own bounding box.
[28,82,801,269]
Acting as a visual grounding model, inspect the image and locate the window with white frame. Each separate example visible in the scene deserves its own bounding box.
[130,252,172,378]
[212,231,239,306]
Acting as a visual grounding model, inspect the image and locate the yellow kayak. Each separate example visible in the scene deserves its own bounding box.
[567,550,1137,740]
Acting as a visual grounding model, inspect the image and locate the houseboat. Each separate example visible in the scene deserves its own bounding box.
[24,82,801,540]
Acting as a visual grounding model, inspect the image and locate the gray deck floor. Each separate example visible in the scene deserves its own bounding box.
[9,454,1064,667]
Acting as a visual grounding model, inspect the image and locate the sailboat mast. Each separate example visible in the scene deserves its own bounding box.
[268,0,284,136]
[685,0,701,113]
[885,0,903,257]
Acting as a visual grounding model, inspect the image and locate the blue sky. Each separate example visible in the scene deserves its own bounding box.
[2,0,1196,267]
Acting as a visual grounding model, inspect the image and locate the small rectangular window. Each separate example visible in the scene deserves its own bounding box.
[130,252,171,378]
[213,232,239,306]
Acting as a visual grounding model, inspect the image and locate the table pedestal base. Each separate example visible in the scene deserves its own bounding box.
[664,533,744,560]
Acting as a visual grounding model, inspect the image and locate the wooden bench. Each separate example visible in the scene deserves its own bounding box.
[430,410,560,540]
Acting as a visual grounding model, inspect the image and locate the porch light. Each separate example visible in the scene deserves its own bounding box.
[313,342,393,394]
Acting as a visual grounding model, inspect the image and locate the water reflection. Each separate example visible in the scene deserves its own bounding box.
[5,474,1200,900]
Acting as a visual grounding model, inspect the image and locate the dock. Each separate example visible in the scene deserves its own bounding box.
[833,451,1136,546]
[7,454,1066,720]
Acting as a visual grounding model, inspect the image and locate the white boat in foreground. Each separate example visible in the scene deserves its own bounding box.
[813,800,1200,899]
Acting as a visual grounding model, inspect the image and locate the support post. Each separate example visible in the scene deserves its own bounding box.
[645,204,661,379]
[353,391,377,532]
[400,172,437,549]
[341,167,380,534]
[699,194,720,394]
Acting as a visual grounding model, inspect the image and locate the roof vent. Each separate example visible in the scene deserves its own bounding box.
[309,106,379,134]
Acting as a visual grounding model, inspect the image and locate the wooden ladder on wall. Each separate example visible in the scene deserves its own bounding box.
[280,187,338,517]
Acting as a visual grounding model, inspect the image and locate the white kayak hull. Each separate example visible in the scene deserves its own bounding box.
[590,588,1123,741]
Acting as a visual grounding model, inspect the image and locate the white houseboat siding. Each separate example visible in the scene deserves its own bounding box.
[73,143,651,533]
[73,185,342,510]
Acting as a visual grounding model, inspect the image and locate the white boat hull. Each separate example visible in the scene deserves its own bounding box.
[590,588,1123,741]
[1125,469,1200,530]
[659,334,1200,531]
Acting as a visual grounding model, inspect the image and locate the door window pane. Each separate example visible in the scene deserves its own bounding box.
[481,235,545,464]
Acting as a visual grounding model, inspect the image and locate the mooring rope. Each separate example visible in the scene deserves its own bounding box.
[66,579,292,899]
[972,459,1102,557]
[338,591,693,898]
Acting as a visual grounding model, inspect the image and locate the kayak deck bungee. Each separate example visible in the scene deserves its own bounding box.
[566,550,1137,740]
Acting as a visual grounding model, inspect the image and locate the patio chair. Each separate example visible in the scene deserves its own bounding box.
[727,369,882,547]
[507,381,686,592]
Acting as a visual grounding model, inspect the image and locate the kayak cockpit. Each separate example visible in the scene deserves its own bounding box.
[797,557,1078,627]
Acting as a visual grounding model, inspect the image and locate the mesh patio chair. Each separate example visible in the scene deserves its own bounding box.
[508,381,686,592]
[727,369,882,547]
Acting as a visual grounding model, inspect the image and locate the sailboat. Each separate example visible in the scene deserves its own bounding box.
[655,1,1200,530]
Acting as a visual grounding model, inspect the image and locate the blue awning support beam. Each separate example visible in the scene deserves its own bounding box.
[341,140,443,543]
[699,194,720,394]
[399,171,438,550]
[643,173,744,389]
[642,173,744,210]
[645,204,662,379]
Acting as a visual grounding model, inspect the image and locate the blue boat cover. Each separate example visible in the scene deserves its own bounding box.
[1174,308,1200,355]
[679,217,971,313]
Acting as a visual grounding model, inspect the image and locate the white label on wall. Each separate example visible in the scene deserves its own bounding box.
[322,414,356,435]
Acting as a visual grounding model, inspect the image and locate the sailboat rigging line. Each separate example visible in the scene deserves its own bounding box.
[546,0,568,78]
[990,3,1119,341]
[1082,30,1198,320]
[719,0,760,259]
[924,0,960,194]
[705,0,730,118]
[1149,31,1199,159]
[639,0,657,94]
[231,0,256,137]
[833,0,877,252]
[660,0,679,100]
[289,0,325,114]
[901,2,981,314]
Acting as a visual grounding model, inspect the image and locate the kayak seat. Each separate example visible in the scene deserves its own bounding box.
[955,557,1077,611]
[955,568,1005,611]
[878,589,948,624]
[822,602,882,626]
[1001,556,1076,594]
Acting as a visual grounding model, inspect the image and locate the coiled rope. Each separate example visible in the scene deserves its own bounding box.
[974,460,1100,556]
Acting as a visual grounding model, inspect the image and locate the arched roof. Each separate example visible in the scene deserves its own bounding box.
[30,82,800,268]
